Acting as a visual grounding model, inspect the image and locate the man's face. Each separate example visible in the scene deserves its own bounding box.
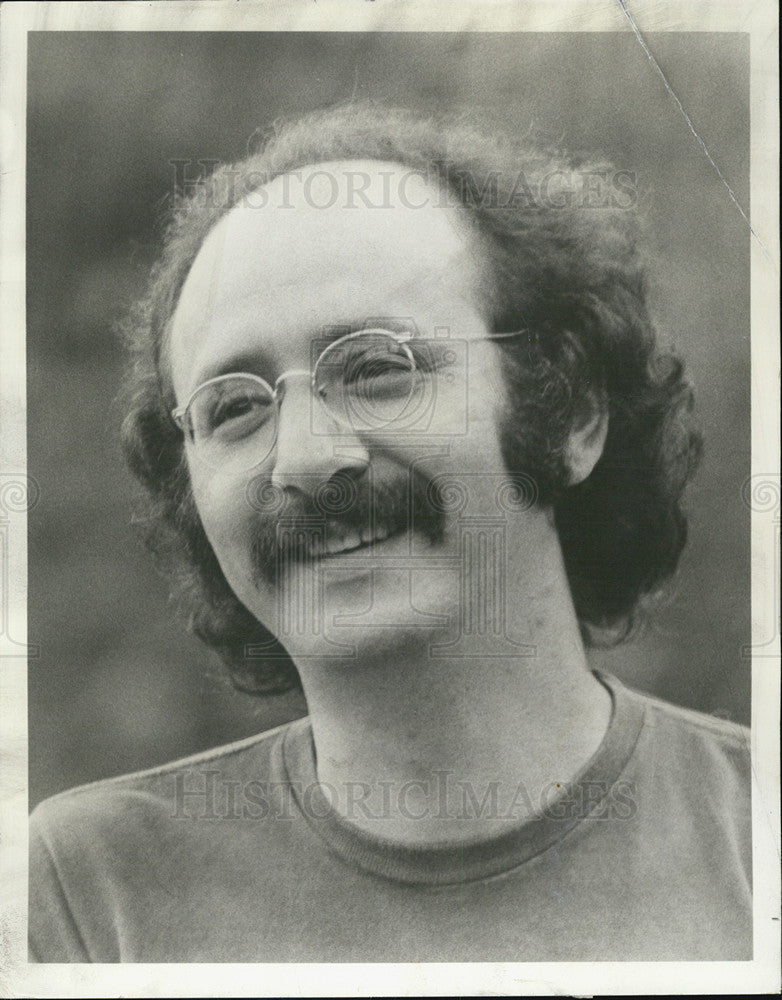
[169,160,553,660]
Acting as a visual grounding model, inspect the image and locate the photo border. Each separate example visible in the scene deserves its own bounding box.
[1,1,778,995]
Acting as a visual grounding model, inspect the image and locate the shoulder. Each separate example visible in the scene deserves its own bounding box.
[606,674,751,804]
[625,682,750,756]
[30,718,302,846]
[29,718,308,962]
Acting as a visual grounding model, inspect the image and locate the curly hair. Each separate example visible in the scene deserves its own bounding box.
[120,102,702,694]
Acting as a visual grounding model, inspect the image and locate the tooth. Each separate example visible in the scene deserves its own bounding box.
[360,527,372,544]
[375,525,389,541]
[327,536,345,554]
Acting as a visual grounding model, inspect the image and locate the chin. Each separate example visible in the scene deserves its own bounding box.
[249,533,461,662]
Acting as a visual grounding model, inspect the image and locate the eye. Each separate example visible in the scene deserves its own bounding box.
[190,377,274,442]
[211,394,257,427]
[340,339,414,392]
[347,351,412,387]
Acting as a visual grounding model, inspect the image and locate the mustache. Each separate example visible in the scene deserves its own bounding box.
[247,469,447,585]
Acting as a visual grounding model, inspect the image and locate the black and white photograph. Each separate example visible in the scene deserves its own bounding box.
[1,1,778,995]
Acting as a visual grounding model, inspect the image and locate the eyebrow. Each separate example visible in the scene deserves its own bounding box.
[190,316,418,390]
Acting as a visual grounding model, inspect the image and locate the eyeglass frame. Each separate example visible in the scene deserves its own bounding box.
[170,326,529,444]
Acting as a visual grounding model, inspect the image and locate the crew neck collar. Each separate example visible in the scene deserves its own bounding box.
[281,670,645,886]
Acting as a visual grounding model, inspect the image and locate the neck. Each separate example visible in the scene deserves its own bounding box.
[290,516,612,845]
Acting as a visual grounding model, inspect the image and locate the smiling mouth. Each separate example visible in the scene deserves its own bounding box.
[252,476,446,586]
[272,522,410,569]
[319,523,397,558]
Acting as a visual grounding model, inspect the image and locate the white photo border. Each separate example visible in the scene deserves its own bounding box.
[1,1,778,995]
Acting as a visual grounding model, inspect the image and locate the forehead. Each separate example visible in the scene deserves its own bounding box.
[169,160,487,398]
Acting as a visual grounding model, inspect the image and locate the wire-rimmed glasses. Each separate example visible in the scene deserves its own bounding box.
[171,327,525,472]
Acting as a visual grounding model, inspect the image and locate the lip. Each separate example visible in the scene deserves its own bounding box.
[272,526,438,586]
[317,526,401,559]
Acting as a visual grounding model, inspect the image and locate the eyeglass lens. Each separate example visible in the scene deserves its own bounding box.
[184,330,459,470]
[313,332,420,431]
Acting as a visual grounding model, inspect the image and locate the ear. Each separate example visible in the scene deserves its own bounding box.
[564,394,608,486]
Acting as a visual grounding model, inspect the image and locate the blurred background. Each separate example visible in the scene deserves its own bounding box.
[27,31,750,807]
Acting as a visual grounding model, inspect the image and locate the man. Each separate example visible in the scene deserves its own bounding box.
[29,104,751,962]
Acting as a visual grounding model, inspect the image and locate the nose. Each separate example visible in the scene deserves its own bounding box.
[270,379,369,495]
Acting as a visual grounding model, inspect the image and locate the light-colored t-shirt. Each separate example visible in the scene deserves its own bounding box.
[29,671,752,962]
